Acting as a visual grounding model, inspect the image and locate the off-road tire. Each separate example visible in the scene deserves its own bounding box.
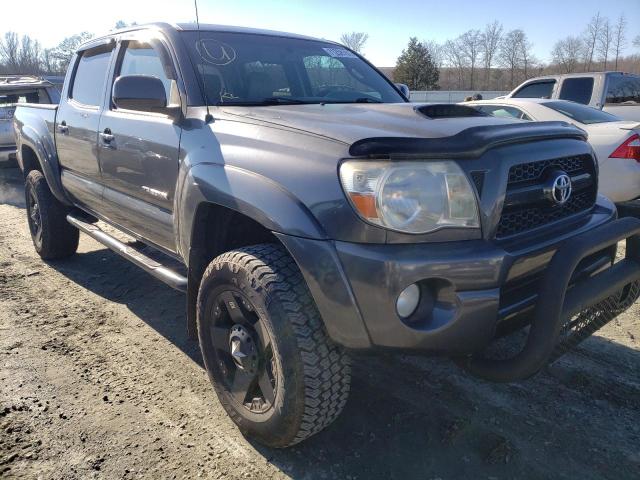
[196,243,351,447]
[25,170,79,259]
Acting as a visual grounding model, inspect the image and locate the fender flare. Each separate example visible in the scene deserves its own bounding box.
[176,162,327,260]
[18,124,72,206]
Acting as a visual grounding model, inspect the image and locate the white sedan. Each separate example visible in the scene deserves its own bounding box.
[464,98,640,205]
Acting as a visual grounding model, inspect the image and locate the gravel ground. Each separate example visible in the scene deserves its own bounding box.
[1,167,639,480]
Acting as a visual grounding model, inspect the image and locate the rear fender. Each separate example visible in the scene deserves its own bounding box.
[18,121,71,206]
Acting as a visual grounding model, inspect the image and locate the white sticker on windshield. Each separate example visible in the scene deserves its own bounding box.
[323,47,358,58]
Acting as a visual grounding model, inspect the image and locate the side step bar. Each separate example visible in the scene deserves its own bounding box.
[67,213,188,292]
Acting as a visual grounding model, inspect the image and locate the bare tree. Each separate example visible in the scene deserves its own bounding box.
[517,31,536,79]
[0,32,20,71]
[49,32,94,72]
[459,29,482,89]
[339,32,369,54]
[634,35,640,49]
[422,40,444,70]
[481,21,503,90]
[612,14,627,70]
[551,36,583,73]
[597,18,613,70]
[583,12,603,71]
[499,29,525,88]
[443,38,467,89]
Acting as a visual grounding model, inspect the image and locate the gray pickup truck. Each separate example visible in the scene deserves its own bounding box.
[13,23,640,448]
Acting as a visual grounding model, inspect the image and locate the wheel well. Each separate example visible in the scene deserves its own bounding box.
[189,203,280,280]
[21,145,42,177]
[185,203,282,338]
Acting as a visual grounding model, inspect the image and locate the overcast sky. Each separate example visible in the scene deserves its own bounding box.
[3,0,639,66]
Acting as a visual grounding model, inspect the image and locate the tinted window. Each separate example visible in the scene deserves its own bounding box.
[559,77,594,104]
[477,105,532,121]
[544,101,617,124]
[117,40,175,103]
[181,31,404,105]
[71,46,113,106]
[512,81,555,99]
[605,75,640,105]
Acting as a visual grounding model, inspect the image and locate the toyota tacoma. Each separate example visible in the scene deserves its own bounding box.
[13,23,640,448]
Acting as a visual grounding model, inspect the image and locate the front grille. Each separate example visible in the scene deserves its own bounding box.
[496,154,597,239]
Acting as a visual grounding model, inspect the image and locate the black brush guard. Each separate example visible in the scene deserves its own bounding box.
[458,216,640,383]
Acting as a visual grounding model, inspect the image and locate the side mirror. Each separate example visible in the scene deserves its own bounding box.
[113,75,168,113]
[395,83,411,100]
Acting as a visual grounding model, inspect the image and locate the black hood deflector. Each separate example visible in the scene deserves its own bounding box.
[348,121,587,158]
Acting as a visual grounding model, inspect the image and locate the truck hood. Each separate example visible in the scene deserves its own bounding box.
[219,102,519,145]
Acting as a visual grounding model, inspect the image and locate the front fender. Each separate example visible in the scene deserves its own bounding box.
[176,162,327,259]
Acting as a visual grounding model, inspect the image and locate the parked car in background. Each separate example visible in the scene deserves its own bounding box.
[466,98,640,210]
[504,72,640,121]
[0,76,60,167]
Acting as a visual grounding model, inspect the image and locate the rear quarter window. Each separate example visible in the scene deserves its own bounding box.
[605,75,640,105]
[559,77,594,105]
[512,80,555,99]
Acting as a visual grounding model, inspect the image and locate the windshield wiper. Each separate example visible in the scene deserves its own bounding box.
[320,98,383,104]
[219,97,310,106]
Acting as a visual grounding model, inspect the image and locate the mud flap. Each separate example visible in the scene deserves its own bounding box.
[458,217,640,383]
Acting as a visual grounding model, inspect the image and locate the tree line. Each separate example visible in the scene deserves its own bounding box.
[0,21,133,76]
[342,12,640,92]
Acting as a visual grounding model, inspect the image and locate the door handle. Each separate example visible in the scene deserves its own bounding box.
[100,129,114,143]
[57,121,68,134]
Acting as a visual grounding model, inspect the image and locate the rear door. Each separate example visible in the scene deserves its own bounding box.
[97,34,182,253]
[56,43,115,211]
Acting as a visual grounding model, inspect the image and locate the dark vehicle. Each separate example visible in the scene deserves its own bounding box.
[13,23,640,448]
[1,76,60,167]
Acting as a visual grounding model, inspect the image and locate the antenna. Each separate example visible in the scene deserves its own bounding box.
[194,0,213,123]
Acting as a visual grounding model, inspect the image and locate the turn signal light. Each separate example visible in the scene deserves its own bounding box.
[610,134,640,163]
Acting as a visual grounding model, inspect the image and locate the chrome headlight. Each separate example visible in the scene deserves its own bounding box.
[339,160,479,234]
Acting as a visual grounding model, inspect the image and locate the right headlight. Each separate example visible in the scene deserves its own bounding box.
[339,160,480,234]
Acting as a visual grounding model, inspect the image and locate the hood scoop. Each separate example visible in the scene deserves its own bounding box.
[415,103,488,119]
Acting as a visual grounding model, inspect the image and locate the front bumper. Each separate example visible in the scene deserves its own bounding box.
[277,199,640,380]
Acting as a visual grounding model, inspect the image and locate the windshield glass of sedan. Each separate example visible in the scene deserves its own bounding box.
[543,101,618,124]
[181,31,405,105]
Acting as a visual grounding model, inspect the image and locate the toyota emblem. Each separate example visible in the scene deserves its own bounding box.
[550,173,572,205]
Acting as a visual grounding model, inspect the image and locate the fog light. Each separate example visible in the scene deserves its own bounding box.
[396,284,420,318]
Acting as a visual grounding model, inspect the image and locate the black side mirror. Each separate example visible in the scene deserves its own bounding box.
[113,75,167,113]
[395,83,411,100]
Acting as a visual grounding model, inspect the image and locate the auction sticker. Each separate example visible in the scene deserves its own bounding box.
[323,47,358,58]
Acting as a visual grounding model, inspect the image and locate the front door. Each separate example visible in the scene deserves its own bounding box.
[56,43,115,212]
[98,37,182,253]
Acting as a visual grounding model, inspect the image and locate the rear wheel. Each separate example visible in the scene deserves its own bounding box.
[25,170,79,259]
[197,244,351,447]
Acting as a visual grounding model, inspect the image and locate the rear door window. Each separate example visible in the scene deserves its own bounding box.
[512,80,555,99]
[70,45,114,107]
[605,75,640,105]
[559,78,594,105]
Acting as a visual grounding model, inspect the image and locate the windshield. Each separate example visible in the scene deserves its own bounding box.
[543,101,618,125]
[180,31,405,106]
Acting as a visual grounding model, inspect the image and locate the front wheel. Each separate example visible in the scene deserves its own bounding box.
[196,244,351,447]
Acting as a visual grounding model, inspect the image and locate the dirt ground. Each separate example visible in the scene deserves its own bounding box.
[1,166,639,480]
